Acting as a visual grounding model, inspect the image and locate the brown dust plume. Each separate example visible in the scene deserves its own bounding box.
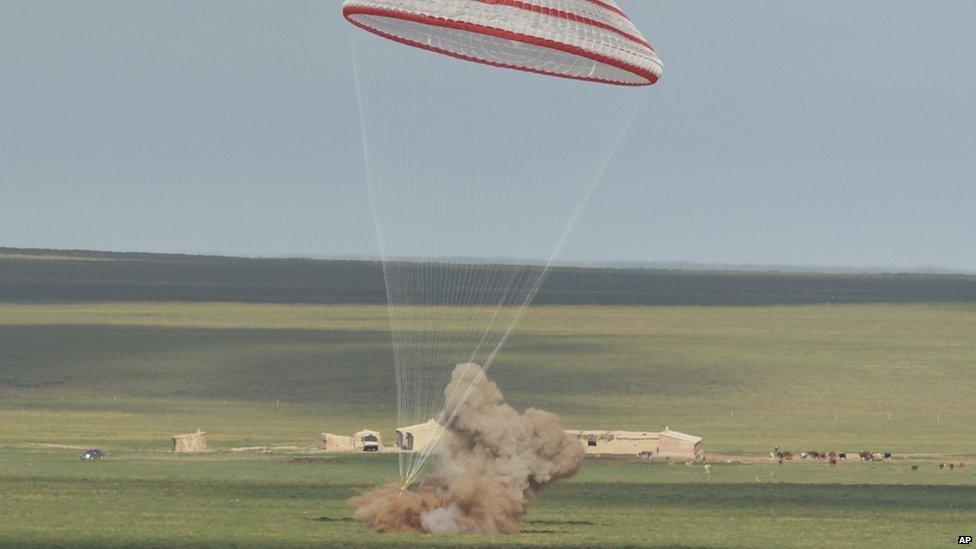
[351,362,584,534]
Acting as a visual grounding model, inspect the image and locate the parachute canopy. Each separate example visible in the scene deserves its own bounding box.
[343,0,662,86]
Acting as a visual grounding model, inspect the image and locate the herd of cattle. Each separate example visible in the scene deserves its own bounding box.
[770,447,890,465]
[770,447,967,469]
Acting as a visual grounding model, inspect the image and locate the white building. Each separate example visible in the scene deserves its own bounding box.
[565,427,702,460]
[322,429,384,452]
[395,419,442,452]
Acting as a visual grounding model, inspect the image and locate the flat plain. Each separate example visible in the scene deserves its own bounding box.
[1,250,974,546]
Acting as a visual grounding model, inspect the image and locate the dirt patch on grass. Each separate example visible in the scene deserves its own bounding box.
[289,456,344,465]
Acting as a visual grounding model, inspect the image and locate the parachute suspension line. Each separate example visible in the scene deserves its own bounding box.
[350,28,643,488]
[400,103,638,489]
[350,32,409,483]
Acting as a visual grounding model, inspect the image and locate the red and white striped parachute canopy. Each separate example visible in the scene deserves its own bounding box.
[342,0,662,86]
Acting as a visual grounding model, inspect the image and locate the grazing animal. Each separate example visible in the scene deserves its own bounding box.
[839,453,847,460]
[704,464,711,474]
[883,452,892,460]
[959,463,966,469]
[911,465,919,471]
[859,451,873,461]
[829,458,837,466]
[827,451,838,460]
[949,463,955,470]
[939,463,945,469]
[800,452,808,459]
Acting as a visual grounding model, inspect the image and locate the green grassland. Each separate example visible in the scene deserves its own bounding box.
[1,250,975,546]
[1,451,973,547]
[2,302,975,455]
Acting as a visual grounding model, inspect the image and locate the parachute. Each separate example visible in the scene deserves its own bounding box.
[344,0,661,488]
[343,0,662,86]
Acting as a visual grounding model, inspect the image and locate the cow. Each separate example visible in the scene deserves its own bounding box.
[859,451,873,461]
[911,465,919,471]
[829,457,838,466]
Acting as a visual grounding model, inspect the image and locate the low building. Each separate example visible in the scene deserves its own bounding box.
[658,428,702,459]
[172,429,207,453]
[322,429,384,452]
[354,429,382,452]
[565,427,702,460]
[395,419,441,452]
[322,432,355,451]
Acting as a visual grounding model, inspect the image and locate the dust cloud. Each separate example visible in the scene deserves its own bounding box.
[351,363,584,534]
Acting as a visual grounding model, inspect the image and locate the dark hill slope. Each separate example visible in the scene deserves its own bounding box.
[2,248,975,305]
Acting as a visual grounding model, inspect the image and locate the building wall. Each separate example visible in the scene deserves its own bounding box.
[353,430,382,450]
[567,430,701,460]
[396,422,441,452]
[658,436,701,459]
[577,435,659,456]
[322,433,355,451]
[172,432,207,453]
[661,436,702,459]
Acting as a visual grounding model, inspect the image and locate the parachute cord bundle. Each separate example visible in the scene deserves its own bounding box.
[351,28,641,487]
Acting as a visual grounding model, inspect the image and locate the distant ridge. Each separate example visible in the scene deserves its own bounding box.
[6,247,972,276]
[2,247,976,306]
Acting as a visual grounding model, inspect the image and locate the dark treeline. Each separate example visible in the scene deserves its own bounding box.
[2,248,976,305]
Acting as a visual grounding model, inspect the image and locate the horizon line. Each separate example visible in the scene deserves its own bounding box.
[3,245,975,277]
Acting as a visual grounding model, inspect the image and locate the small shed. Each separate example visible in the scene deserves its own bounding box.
[322,432,355,451]
[659,427,703,460]
[395,419,441,452]
[354,429,383,452]
[172,429,207,453]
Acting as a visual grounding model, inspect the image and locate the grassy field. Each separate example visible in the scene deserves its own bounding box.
[1,450,972,547]
[2,302,975,455]
[2,251,975,546]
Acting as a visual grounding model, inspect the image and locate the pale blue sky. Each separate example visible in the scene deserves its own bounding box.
[2,1,974,270]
